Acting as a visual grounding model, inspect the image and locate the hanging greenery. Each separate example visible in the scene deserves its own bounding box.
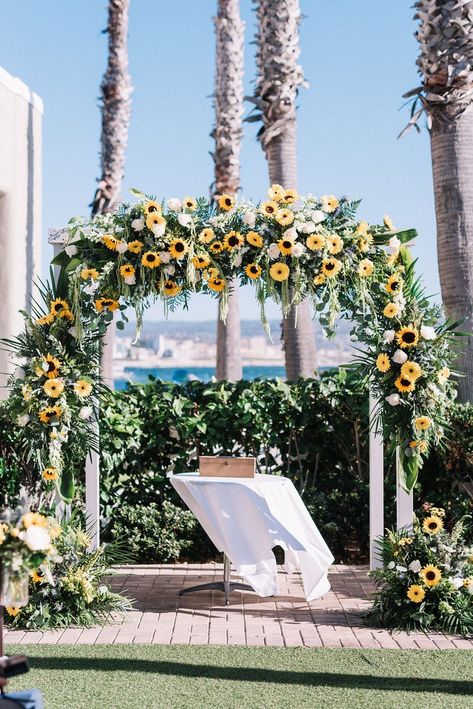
[2,187,461,502]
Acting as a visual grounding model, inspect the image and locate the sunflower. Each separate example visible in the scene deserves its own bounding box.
[283,189,298,204]
[276,209,294,226]
[355,221,369,236]
[400,361,422,380]
[268,184,285,202]
[218,194,234,211]
[199,228,215,244]
[245,263,262,279]
[376,353,391,373]
[224,231,244,250]
[306,234,325,251]
[81,268,99,281]
[163,280,181,297]
[208,278,225,292]
[42,467,58,481]
[119,264,135,278]
[128,240,144,254]
[143,200,161,215]
[204,267,219,281]
[246,231,263,248]
[6,607,21,617]
[50,298,73,320]
[407,584,425,603]
[192,254,210,269]
[74,380,93,398]
[210,240,224,254]
[358,259,374,277]
[395,375,415,393]
[146,212,166,231]
[409,440,428,453]
[327,235,343,255]
[102,234,118,250]
[321,194,339,212]
[384,214,395,230]
[269,262,290,282]
[385,274,403,293]
[396,325,419,349]
[141,251,161,268]
[278,238,294,255]
[31,569,44,584]
[36,354,61,379]
[321,258,342,278]
[383,303,399,319]
[438,366,451,384]
[38,405,62,424]
[313,274,326,286]
[36,313,55,326]
[43,378,64,398]
[95,298,119,313]
[260,200,278,217]
[357,236,373,253]
[169,239,188,259]
[415,416,431,431]
[419,564,442,587]
[183,196,197,211]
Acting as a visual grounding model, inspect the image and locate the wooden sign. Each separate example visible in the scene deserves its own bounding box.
[199,456,256,478]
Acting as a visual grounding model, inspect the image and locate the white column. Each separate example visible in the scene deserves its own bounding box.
[369,393,384,569]
[396,447,414,532]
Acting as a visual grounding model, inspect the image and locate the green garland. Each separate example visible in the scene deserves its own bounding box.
[2,186,460,502]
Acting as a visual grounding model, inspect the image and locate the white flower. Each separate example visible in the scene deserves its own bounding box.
[116,241,128,254]
[383,330,395,343]
[292,242,305,258]
[164,265,175,276]
[17,414,30,427]
[14,367,25,380]
[242,211,256,228]
[283,227,297,241]
[396,565,407,573]
[385,393,400,407]
[268,243,280,260]
[84,282,99,296]
[451,577,464,589]
[387,236,401,254]
[408,560,421,573]
[311,210,326,224]
[152,223,166,237]
[301,220,316,233]
[420,325,437,341]
[65,244,78,257]
[387,561,395,569]
[159,251,171,264]
[131,218,144,231]
[79,406,93,420]
[69,326,79,339]
[233,254,242,268]
[22,526,51,551]
[392,349,408,364]
[167,198,182,211]
[124,275,136,286]
[178,213,192,227]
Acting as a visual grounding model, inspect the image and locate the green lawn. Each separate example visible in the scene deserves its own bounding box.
[5,644,473,709]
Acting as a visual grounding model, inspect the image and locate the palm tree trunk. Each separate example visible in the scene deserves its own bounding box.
[213,0,244,381]
[430,109,473,402]
[92,0,132,388]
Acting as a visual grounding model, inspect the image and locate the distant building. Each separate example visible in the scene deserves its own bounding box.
[0,66,42,396]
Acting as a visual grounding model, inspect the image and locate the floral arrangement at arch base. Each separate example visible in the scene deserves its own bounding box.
[367,505,473,637]
[2,186,462,502]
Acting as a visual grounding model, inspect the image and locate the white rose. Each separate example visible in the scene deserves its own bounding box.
[79,406,93,420]
[385,393,400,407]
[124,275,136,286]
[420,325,436,341]
[292,242,304,258]
[392,349,408,364]
[311,210,326,224]
[383,330,395,343]
[167,198,182,211]
[22,525,51,551]
[152,223,166,237]
[387,236,401,253]
[408,560,421,573]
[164,265,175,276]
[451,577,464,589]
[283,227,297,241]
[131,218,144,231]
[17,414,30,427]
[65,244,78,257]
[159,251,171,264]
[178,213,192,227]
[299,221,315,234]
[242,211,256,228]
[268,243,280,260]
[116,241,128,254]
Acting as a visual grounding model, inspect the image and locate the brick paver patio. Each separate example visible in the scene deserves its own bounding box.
[5,564,473,649]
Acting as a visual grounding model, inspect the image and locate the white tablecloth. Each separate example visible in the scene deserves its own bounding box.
[170,472,334,601]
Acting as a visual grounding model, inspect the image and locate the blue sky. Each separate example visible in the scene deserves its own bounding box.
[1,0,437,322]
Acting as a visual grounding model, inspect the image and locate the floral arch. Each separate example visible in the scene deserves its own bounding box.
[6,186,458,513]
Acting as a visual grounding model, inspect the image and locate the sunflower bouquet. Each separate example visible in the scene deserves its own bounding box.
[367,506,473,636]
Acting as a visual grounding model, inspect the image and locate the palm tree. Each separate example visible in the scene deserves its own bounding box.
[409,1,473,401]
[91,0,132,387]
[212,0,244,381]
[252,0,316,380]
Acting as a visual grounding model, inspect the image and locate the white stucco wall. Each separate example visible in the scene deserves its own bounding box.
[0,66,42,396]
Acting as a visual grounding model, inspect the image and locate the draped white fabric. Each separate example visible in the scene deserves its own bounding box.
[170,473,334,601]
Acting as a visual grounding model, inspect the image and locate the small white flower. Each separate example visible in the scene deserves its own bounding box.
[311,210,326,224]
[65,244,78,257]
[167,198,182,211]
[17,414,30,427]
[387,236,401,253]
[283,227,297,241]
[178,213,192,227]
[292,242,305,258]
[420,325,436,341]
[451,577,464,589]
[242,211,256,228]
[301,221,316,233]
[116,241,128,254]
[14,367,25,380]
[69,326,79,338]
[22,526,51,551]
[131,218,144,231]
[383,330,395,343]
[392,349,408,364]
[385,393,400,407]
[152,223,166,237]
[387,561,396,569]
[79,406,93,420]
[124,275,136,286]
[408,559,421,573]
[164,265,175,276]
[268,243,280,260]
[159,251,171,264]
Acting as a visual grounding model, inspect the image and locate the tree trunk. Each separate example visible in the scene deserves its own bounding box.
[92,0,132,389]
[430,107,473,402]
[213,0,244,381]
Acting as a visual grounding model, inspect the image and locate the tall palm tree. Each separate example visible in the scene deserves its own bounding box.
[410,1,473,401]
[91,0,132,387]
[252,0,316,381]
[212,0,244,381]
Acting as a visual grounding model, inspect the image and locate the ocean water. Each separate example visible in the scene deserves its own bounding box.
[115,365,286,389]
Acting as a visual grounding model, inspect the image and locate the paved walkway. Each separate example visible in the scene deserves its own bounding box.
[5,564,473,649]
